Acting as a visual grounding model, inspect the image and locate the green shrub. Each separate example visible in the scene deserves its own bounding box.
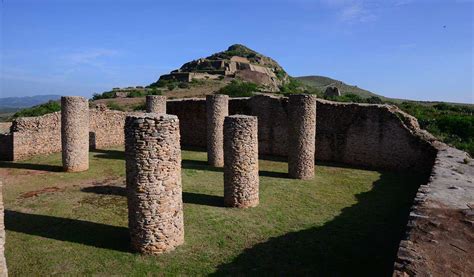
[147,89,162,96]
[279,78,303,94]
[133,103,146,111]
[92,91,115,100]
[13,101,61,118]
[167,83,177,91]
[178,82,190,89]
[106,101,125,111]
[127,90,145,98]
[218,80,259,97]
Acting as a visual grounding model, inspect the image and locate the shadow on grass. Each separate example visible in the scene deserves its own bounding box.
[212,172,429,276]
[5,210,129,252]
[80,185,223,207]
[0,161,62,172]
[91,149,125,160]
[182,159,222,173]
[81,185,126,196]
[183,192,224,207]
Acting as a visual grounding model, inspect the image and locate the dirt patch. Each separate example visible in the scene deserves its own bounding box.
[20,186,63,199]
[394,206,474,276]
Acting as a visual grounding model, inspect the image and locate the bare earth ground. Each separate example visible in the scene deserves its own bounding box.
[0,147,426,275]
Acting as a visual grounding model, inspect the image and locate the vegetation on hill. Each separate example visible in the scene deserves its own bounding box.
[13,101,61,118]
[296,76,383,99]
[92,88,162,100]
[217,80,259,97]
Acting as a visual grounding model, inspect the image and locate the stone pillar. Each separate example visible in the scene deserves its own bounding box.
[146,95,167,113]
[287,94,317,180]
[0,182,7,277]
[206,94,229,167]
[61,96,89,172]
[125,113,184,254]
[223,115,259,208]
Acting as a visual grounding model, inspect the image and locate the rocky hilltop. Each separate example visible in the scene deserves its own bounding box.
[157,44,290,92]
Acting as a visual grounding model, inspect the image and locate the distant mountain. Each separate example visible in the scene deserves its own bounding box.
[296,76,385,99]
[0,94,61,109]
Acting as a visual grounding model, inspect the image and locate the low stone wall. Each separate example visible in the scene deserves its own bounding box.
[12,112,62,161]
[393,143,474,276]
[89,109,129,149]
[5,109,132,161]
[1,95,437,173]
[0,182,7,276]
[167,96,436,172]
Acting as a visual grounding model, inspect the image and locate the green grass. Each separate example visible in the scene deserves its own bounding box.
[0,147,425,276]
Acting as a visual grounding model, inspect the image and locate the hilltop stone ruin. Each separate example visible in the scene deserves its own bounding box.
[157,44,290,92]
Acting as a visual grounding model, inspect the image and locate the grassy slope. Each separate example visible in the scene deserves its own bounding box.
[296,75,384,99]
[0,147,425,275]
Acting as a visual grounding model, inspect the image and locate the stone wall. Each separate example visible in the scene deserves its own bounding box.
[0,182,6,276]
[4,109,132,161]
[1,96,437,173]
[393,143,474,276]
[12,112,62,161]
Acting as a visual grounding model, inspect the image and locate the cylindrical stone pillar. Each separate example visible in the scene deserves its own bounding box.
[287,94,316,180]
[223,115,259,208]
[146,95,167,113]
[61,96,89,172]
[125,113,184,254]
[206,94,229,167]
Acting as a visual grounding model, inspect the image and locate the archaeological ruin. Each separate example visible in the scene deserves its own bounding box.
[125,113,184,254]
[287,94,317,180]
[223,115,259,208]
[206,94,229,167]
[146,95,167,114]
[0,93,472,275]
[61,96,89,172]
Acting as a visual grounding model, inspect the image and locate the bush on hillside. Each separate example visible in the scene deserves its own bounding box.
[13,101,61,118]
[218,80,259,97]
[106,101,125,111]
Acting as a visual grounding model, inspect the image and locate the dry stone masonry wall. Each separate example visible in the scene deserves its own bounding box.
[61,96,89,172]
[206,94,229,167]
[223,115,259,208]
[2,96,437,174]
[0,182,7,277]
[288,94,317,179]
[125,113,184,254]
[146,95,167,113]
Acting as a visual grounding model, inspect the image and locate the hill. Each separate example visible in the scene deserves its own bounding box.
[0,94,61,109]
[151,44,290,92]
[295,76,383,99]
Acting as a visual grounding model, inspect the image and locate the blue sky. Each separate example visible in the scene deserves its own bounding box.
[1,0,473,103]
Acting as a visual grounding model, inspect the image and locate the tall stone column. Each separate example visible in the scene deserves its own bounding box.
[125,113,184,254]
[206,94,229,167]
[223,115,259,208]
[61,96,89,172]
[287,94,317,179]
[146,95,167,113]
[0,182,7,277]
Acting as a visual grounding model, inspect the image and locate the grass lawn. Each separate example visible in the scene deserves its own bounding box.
[0,147,425,276]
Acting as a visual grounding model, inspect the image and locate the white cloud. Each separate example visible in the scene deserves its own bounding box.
[62,48,119,67]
